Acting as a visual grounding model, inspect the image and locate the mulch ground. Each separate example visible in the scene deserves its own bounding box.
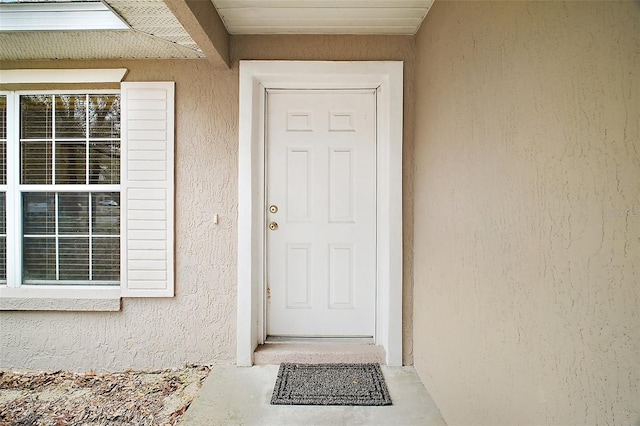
[0,365,210,426]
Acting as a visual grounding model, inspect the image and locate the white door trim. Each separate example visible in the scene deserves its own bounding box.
[237,60,403,366]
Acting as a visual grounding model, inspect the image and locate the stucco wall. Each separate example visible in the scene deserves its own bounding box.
[1,59,240,371]
[412,1,640,425]
[0,35,416,370]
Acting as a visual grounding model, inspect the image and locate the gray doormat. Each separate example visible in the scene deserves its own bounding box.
[270,363,392,406]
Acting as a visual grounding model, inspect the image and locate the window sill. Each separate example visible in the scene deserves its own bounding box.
[0,286,121,311]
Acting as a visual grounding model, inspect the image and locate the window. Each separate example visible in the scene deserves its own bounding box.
[19,93,121,285]
[1,79,175,305]
[6,92,121,286]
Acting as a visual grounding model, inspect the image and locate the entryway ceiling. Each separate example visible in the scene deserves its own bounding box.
[0,0,433,62]
[212,0,434,35]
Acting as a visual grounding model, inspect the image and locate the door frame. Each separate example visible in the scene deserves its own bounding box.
[237,61,403,366]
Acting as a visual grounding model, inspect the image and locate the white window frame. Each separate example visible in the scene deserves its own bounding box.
[0,92,8,287]
[1,89,123,303]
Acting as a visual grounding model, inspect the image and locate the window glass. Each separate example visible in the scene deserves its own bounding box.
[92,237,120,281]
[55,141,86,184]
[89,95,120,138]
[23,192,55,234]
[0,95,6,282]
[22,191,120,284]
[0,194,5,242]
[0,95,6,185]
[17,93,121,285]
[21,95,53,140]
[0,95,5,140]
[58,192,89,234]
[58,237,90,280]
[93,192,120,235]
[21,141,52,184]
[23,237,56,281]
[0,193,5,282]
[55,95,86,138]
[90,141,120,184]
[20,94,121,185]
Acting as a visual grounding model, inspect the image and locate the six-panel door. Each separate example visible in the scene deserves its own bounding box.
[266,89,377,337]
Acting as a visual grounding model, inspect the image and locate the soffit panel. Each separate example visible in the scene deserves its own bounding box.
[0,0,435,60]
[0,31,204,61]
[106,0,201,52]
[0,0,204,60]
[212,0,434,35]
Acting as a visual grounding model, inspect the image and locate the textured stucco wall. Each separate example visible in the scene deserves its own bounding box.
[1,59,239,371]
[412,1,640,425]
[0,35,416,370]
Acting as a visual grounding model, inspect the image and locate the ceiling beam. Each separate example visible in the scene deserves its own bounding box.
[163,0,230,68]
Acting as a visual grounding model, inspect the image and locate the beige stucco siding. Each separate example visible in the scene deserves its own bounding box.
[1,60,239,371]
[0,35,416,370]
[412,1,639,425]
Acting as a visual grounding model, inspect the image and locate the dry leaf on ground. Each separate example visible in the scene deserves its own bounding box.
[0,365,210,426]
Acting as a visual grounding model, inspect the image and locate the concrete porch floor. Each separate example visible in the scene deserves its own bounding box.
[180,365,447,426]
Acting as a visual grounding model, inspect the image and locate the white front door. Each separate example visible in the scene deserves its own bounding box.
[266,89,377,337]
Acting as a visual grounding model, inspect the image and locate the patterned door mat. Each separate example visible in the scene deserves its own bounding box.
[270,363,392,406]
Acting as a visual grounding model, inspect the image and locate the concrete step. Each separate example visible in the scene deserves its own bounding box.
[253,341,386,365]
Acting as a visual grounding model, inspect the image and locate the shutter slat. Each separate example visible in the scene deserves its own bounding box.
[128,130,168,142]
[121,82,174,297]
[128,171,167,181]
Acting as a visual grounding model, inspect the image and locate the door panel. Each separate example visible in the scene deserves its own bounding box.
[266,90,376,337]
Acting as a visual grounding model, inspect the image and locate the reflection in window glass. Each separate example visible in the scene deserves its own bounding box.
[22,192,119,284]
[0,141,5,186]
[58,192,89,235]
[0,194,4,236]
[90,142,120,184]
[93,192,120,235]
[21,141,52,184]
[0,95,5,282]
[21,95,53,140]
[23,193,55,235]
[0,193,5,282]
[23,237,56,281]
[55,95,86,138]
[89,95,120,138]
[17,93,121,285]
[0,95,6,141]
[20,94,120,185]
[0,95,6,185]
[59,237,90,280]
[55,142,86,184]
[92,237,120,281]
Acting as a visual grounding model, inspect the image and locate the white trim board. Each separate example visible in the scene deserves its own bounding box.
[0,69,128,84]
[237,60,404,366]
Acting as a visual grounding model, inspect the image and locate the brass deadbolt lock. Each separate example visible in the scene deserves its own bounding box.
[269,205,278,214]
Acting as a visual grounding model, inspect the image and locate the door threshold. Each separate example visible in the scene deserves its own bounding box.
[255,338,385,365]
[265,336,375,345]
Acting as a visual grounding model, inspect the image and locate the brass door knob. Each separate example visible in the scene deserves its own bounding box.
[268,222,278,231]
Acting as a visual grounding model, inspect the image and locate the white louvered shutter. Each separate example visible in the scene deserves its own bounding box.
[120,82,174,297]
